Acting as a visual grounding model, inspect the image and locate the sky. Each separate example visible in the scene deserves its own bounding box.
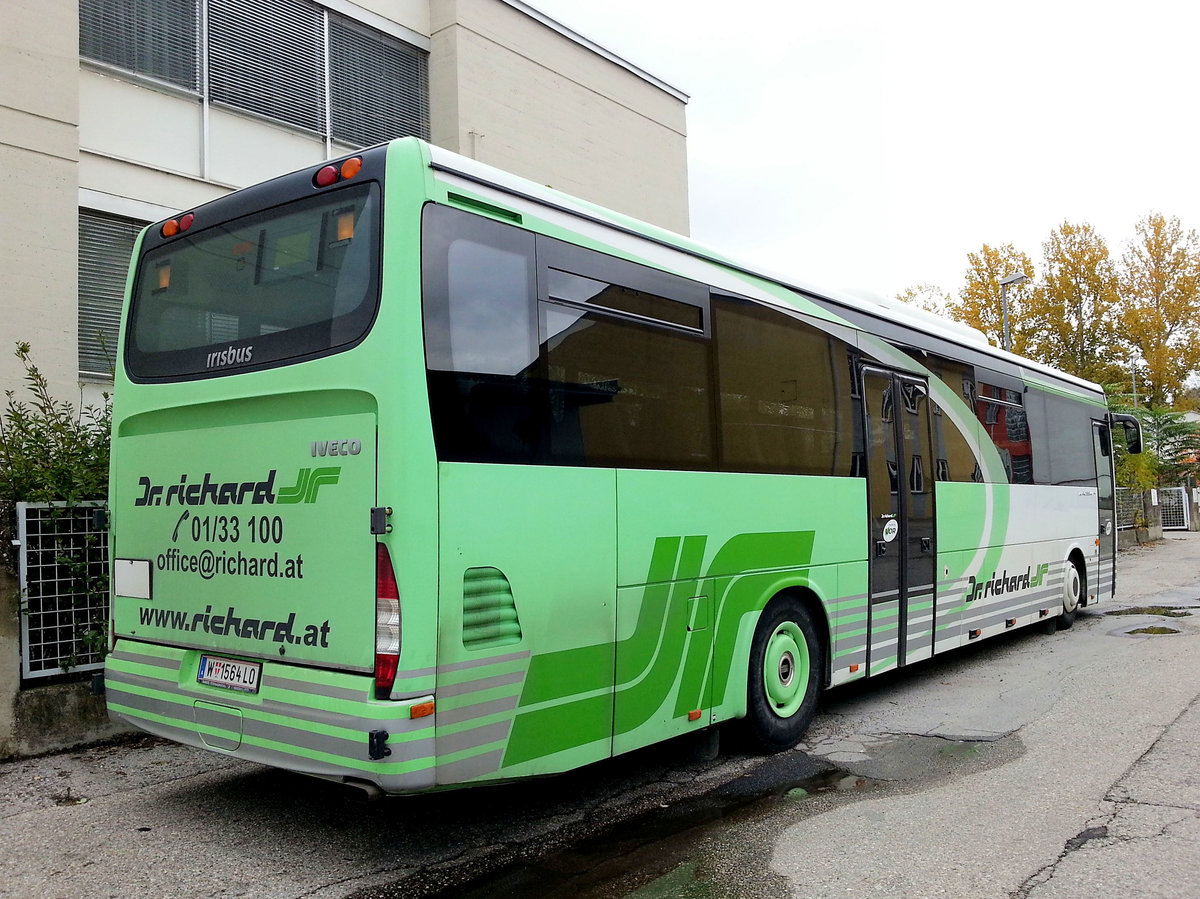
[527,0,1200,302]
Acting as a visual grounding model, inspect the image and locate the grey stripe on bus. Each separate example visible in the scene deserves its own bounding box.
[435,694,521,727]
[104,668,434,738]
[110,649,181,672]
[436,650,532,675]
[437,749,505,785]
[113,711,436,789]
[108,683,436,765]
[435,668,526,698]
[261,674,369,702]
[435,719,513,757]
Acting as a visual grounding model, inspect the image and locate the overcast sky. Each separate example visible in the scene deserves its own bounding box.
[529,0,1200,301]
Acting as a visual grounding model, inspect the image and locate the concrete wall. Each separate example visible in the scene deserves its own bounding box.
[0,0,80,403]
[430,0,690,234]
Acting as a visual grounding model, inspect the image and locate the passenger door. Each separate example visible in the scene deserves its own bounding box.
[1092,421,1116,599]
[860,367,937,672]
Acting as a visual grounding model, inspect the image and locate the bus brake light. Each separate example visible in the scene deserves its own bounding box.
[375,544,401,699]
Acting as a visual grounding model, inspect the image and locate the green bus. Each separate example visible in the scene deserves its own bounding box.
[105,138,1141,795]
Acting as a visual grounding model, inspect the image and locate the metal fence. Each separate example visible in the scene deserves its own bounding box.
[1115,488,1142,530]
[17,502,108,679]
[1160,486,1191,531]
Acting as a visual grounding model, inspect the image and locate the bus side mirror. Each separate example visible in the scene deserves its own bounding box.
[1111,413,1143,454]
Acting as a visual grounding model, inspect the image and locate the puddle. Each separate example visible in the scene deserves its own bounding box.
[426,734,1004,899]
[1106,606,1192,618]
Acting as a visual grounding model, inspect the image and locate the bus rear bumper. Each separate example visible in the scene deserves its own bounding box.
[105,640,437,794]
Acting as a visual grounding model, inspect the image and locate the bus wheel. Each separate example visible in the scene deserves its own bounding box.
[1057,559,1083,630]
[746,597,822,753]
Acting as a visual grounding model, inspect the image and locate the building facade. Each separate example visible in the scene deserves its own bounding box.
[0,0,689,404]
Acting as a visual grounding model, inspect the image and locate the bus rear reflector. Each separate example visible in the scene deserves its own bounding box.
[375,544,401,699]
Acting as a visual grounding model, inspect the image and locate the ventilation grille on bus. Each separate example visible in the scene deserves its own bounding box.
[462,567,522,649]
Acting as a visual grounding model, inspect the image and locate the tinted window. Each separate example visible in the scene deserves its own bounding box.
[714,298,856,477]
[977,382,1034,484]
[929,357,981,482]
[541,303,713,467]
[1038,389,1099,486]
[423,205,712,468]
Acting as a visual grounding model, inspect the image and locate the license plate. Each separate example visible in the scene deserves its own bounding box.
[198,655,262,694]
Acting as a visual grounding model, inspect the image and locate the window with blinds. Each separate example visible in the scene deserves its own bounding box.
[208,0,326,134]
[330,17,430,147]
[79,0,429,147]
[79,0,200,91]
[79,211,145,378]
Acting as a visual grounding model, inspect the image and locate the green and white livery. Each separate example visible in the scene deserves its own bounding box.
[106,138,1141,795]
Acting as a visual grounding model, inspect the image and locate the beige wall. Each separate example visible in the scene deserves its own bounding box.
[430,0,690,235]
[0,0,80,403]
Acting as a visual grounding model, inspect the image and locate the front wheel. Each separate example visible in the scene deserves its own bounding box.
[745,597,823,753]
[1056,558,1083,630]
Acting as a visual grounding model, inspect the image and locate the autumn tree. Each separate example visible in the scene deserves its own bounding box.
[896,282,951,316]
[945,243,1036,353]
[1028,221,1126,384]
[1116,213,1200,407]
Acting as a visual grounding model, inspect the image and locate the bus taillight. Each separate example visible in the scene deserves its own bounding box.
[375,544,401,699]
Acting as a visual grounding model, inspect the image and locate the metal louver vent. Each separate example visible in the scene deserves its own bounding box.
[79,211,145,377]
[462,567,523,649]
[208,0,326,133]
[80,0,200,91]
[330,16,430,147]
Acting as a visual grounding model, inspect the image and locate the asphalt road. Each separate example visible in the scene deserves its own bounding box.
[2,532,1198,898]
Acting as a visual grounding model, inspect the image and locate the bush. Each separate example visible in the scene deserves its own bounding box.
[0,342,111,671]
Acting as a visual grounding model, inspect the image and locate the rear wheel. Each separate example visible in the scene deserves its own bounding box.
[1056,558,1083,630]
[745,597,823,752]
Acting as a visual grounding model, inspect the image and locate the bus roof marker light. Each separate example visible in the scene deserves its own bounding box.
[340,157,363,180]
[315,165,339,188]
[180,212,195,232]
[161,220,179,237]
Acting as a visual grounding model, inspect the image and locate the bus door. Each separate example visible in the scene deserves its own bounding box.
[860,367,937,672]
[1092,421,1116,599]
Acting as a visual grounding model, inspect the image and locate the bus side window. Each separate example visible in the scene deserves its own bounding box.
[422,205,540,463]
[976,381,1034,485]
[929,356,981,483]
[712,297,857,478]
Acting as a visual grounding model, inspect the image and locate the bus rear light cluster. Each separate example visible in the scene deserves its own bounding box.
[375,543,401,700]
[160,212,196,238]
[314,156,363,189]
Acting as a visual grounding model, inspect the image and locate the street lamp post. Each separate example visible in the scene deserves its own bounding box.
[999,272,1028,352]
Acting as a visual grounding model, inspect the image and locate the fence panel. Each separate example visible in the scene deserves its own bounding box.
[1160,487,1190,531]
[1115,488,1142,530]
[17,502,108,679]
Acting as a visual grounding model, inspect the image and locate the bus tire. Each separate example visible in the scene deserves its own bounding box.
[1056,558,1083,630]
[745,596,823,753]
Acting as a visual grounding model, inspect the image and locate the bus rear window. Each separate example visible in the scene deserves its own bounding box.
[126,182,380,380]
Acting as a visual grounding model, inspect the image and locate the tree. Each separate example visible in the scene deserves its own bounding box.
[1028,221,1126,385]
[1137,406,1200,486]
[946,243,1036,353]
[1117,213,1200,408]
[896,282,951,316]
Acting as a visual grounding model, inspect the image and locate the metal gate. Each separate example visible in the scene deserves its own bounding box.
[1160,487,1190,531]
[16,502,108,679]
